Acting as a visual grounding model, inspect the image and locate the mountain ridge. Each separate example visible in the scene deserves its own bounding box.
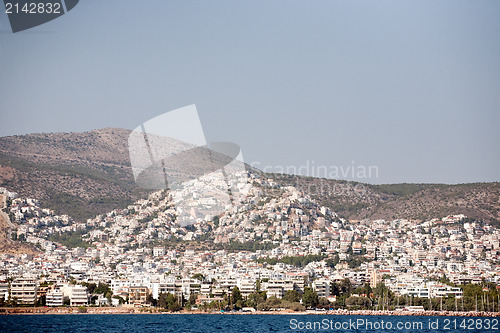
[0,128,498,227]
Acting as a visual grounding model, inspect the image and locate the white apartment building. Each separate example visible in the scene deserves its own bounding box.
[446,262,464,273]
[70,285,89,306]
[151,279,177,299]
[238,279,256,297]
[111,278,130,295]
[10,278,38,304]
[0,281,8,300]
[391,282,463,299]
[153,247,165,257]
[430,286,463,298]
[61,284,89,306]
[402,287,430,298]
[200,283,211,296]
[263,280,294,298]
[46,289,64,307]
[70,261,90,272]
[312,278,330,298]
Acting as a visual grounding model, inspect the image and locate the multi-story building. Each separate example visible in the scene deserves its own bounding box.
[61,284,89,306]
[347,271,368,286]
[46,289,64,307]
[402,287,430,298]
[152,279,177,299]
[312,278,330,298]
[178,279,201,296]
[265,284,285,298]
[238,279,255,298]
[263,280,294,298]
[200,283,211,296]
[153,247,165,257]
[0,281,9,301]
[70,285,89,306]
[111,278,130,295]
[369,270,382,288]
[10,278,38,304]
[129,286,148,306]
[430,286,463,298]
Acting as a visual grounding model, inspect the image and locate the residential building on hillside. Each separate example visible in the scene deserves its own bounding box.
[10,278,38,305]
[46,289,64,307]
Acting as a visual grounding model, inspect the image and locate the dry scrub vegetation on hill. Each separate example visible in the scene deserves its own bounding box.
[0,128,498,228]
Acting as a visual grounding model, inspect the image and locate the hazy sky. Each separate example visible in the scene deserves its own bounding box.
[0,0,499,184]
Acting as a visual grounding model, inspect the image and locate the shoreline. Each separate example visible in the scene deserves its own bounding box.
[1,307,499,317]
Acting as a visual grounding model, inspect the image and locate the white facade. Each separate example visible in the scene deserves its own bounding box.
[46,289,64,307]
[0,281,9,300]
[312,278,330,298]
[70,285,89,306]
[153,247,165,257]
[237,279,255,297]
[61,284,89,306]
[10,278,38,304]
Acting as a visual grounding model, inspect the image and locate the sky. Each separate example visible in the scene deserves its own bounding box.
[0,0,499,184]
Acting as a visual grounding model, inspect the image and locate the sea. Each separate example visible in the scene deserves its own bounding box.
[0,314,497,333]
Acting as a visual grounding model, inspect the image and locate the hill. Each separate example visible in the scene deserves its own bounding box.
[0,128,148,222]
[0,128,498,228]
[0,194,39,254]
[274,174,500,225]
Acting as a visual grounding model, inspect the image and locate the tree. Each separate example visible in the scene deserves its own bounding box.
[354,282,372,296]
[318,297,331,309]
[191,273,205,282]
[147,292,156,306]
[302,287,319,308]
[439,273,452,286]
[330,282,341,296]
[326,254,340,268]
[231,286,242,306]
[159,293,181,311]
[346,255,367,269]
[188,293,198,307]
[340,278,352,295]
[346,296,371,309]
[213,216,220,227]
[105,291,112,304]
[283,290,301,303]
[245,291,266,309]
[373,281,391,297]
[94,282,111,295]
[257,296,281,311]
[158,292,167,308]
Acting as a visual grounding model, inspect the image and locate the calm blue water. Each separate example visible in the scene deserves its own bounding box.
[0,314,497,333]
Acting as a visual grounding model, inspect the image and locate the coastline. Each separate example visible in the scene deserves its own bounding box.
[1,307,499,317]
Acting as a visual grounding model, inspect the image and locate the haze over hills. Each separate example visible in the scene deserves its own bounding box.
[0,128,498,228]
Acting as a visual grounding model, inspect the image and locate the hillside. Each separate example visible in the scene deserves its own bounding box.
[0,128,148,221]
[274,174,500,225]
[0,194,39,254]
[0,128,498,228]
